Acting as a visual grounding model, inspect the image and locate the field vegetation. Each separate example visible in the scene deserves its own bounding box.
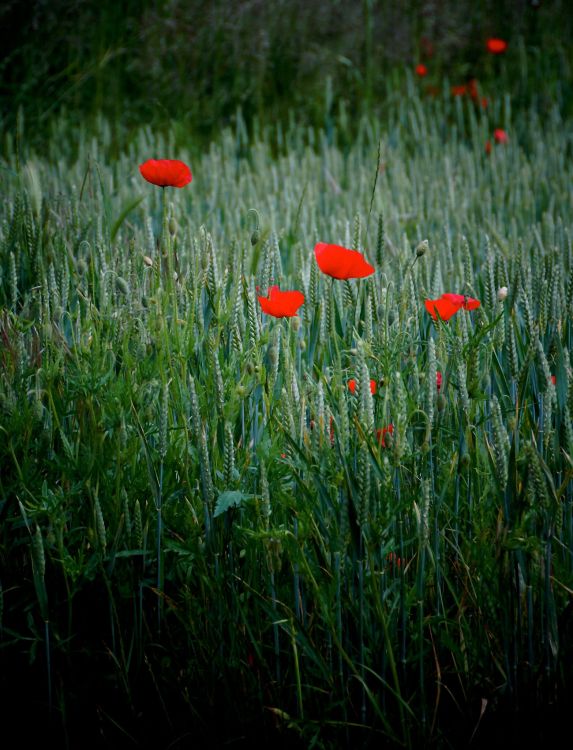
[2,1,573,748]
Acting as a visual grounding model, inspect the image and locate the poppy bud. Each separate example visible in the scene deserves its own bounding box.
[497,286,508,301]
[251,229,260,246]
[437,393,447,411]
[141,295,149,308]
[292,317,301,332]
[77,258,88,276]
[299,338,306,352]
[459,453,471,470]
[116,277,130,295]
[169,217,178,236]
[416,239,429,257]
[245,362,255,376]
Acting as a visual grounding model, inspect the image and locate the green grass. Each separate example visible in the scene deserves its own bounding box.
[1,82,573,748]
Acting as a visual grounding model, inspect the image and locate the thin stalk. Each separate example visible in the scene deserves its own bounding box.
[157,458,163,631]
[291,618,304,720]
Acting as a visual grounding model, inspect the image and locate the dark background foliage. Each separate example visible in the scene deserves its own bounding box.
[2,0,573,146]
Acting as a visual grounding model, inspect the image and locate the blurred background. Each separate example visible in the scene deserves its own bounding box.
[1,0,572,150]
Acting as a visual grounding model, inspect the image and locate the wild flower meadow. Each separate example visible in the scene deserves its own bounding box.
[1,73,573,748]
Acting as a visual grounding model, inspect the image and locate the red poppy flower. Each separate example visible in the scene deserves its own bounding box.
[258,285,305,318]
[481,97,489,109]
[425,293,480,321]
[436,371,443,391]
[314,243,375,280]
[139,159,192,188]
[486,38,508,54]
[348,379,377,395]
[468,78,479,101]
[441,293,481,311]
[415,64,428,77]
[386,551,402,569]
[494,128,509,144]
[376,423,394,448]
[551,375,556,386]
[451,84,467,97]
[485,140,492,155]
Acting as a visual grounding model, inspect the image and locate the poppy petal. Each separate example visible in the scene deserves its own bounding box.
[486,38,507,54]
[424,297,461,322]
[348,378,377,394]
[314,243,375,280]
[139,159,192,188]
[258,287,305,318]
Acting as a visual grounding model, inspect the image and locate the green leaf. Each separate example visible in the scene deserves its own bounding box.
[111,196,144,241]
[214,490,251,517]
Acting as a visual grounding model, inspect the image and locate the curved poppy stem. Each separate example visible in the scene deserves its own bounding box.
[161,187,172,286]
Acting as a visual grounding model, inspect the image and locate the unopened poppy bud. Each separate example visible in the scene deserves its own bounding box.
[245,362,255,376]
[497,286,508,301]
[77,258,88,276]
[168,217,178,236]
[299,338,307,352]
[437,393,447,411]
[292,317,301,332]
[116,277,130,295]
[251,229,260,246]
[459,453,471,470]
[416,239,429,257]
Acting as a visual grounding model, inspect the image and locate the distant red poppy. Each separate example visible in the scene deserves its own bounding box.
[467,78,479,101]
[415,64,428,77]
[436,371,443,391]
[425,293,480,321]
[494,128,509,144]
[451,84,467,97]
[481,97,489,109]
[551,375,556,386]
[487,38,508,54]
[420,36,434,58]
[386,551,402,570]
[376,423,394,448]
[139,159,192,188]
[258,285,305,318]
[348,379,377,395]
[485,140,492,155]
[314,243,375,280]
